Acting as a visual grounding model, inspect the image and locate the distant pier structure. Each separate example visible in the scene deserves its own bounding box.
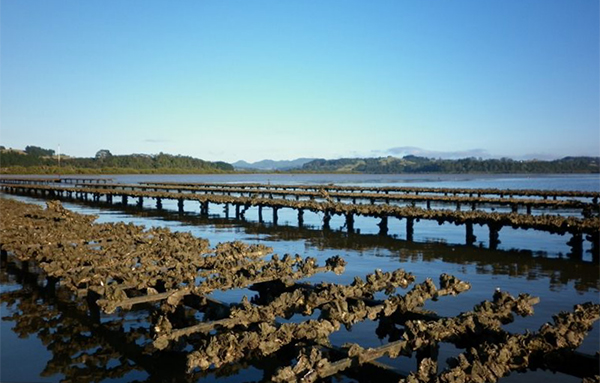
[0,179,598,259]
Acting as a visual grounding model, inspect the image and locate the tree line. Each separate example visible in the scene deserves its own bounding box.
[0,146,233,173]
[300,155,600,174]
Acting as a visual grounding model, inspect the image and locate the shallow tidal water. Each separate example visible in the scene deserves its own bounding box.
[1,173,599,383]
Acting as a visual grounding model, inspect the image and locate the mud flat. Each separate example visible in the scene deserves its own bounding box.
[0,198,598,382]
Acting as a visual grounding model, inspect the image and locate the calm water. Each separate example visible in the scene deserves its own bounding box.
[1,174,599,383]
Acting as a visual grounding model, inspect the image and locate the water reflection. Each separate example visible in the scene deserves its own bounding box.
[0,260,284,383]
[56,198,599,294]
[1,195,598,383]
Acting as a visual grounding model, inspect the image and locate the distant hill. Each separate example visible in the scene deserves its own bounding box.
[0,146,234,174]
[300,156,600,174]
[232,158,317,170]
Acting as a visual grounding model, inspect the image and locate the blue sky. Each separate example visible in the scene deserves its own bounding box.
[1,0,598,162]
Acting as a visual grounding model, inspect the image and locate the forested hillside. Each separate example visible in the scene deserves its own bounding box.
[300,155,600,174]
[0,146,233,174]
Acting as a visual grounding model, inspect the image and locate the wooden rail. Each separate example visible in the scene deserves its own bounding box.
[71,182,598,214]
[139,181,600,200]
[0,177,112,184]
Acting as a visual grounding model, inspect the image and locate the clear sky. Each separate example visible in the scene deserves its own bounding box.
[1,0,598,162]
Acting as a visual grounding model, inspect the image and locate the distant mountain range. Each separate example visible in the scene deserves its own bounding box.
[232,158,317,170]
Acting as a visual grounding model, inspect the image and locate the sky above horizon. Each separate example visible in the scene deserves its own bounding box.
[1,0,599,162]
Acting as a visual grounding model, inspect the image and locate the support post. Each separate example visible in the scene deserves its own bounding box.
[235,204,240,219]
[426,200,431,210]
[526,205,532,215]
[178,198,184,213]
[466,222,476,246]
[156,197,162,210]
[489,223,501,250]
[378,216,388,236]
[224,203,229,218]
[121,195,128,206]
[273,207,279,225]
[86,290,102,324]
[258,205,263,222]
[345,213,354,233]
[567,233,583,260]
[137,196,143,208]
[323,211,331,230]
[587,232,599,263]
[298,209,304,227]
[46,276,59,295]
[0,249,7,266]
[406,218,414,241]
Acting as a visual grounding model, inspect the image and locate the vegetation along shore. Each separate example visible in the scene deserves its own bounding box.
[1,145,598,174]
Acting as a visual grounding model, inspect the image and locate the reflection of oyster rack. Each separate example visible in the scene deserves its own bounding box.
[0,198,598,382]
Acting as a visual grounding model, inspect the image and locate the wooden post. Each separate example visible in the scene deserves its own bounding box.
[298,209,304,227]
[456,202,461,211]
[46,276,59,295]
[511,204,518,213]
[587,232,599,263]
[273,207,279,225]
[0,249,7,266]
[426,200,431,210]
[86,290,102,324]
[489,223,501,250]
[137,196,143,208]
[235,204,240,219]
[406,218,414,241]
[199,201,208,216]
[224,203,229,218]
[378,216,388,236]
[466,222,476,246]
[567,233,583,260]
[156,197,162,210]
[239,205,248,219]
[178,198,184,213]
[258,205,263,223]
[345,213,354,233]
[121,195,128,205]
[526,205,532,215]
[323,211,331,230]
